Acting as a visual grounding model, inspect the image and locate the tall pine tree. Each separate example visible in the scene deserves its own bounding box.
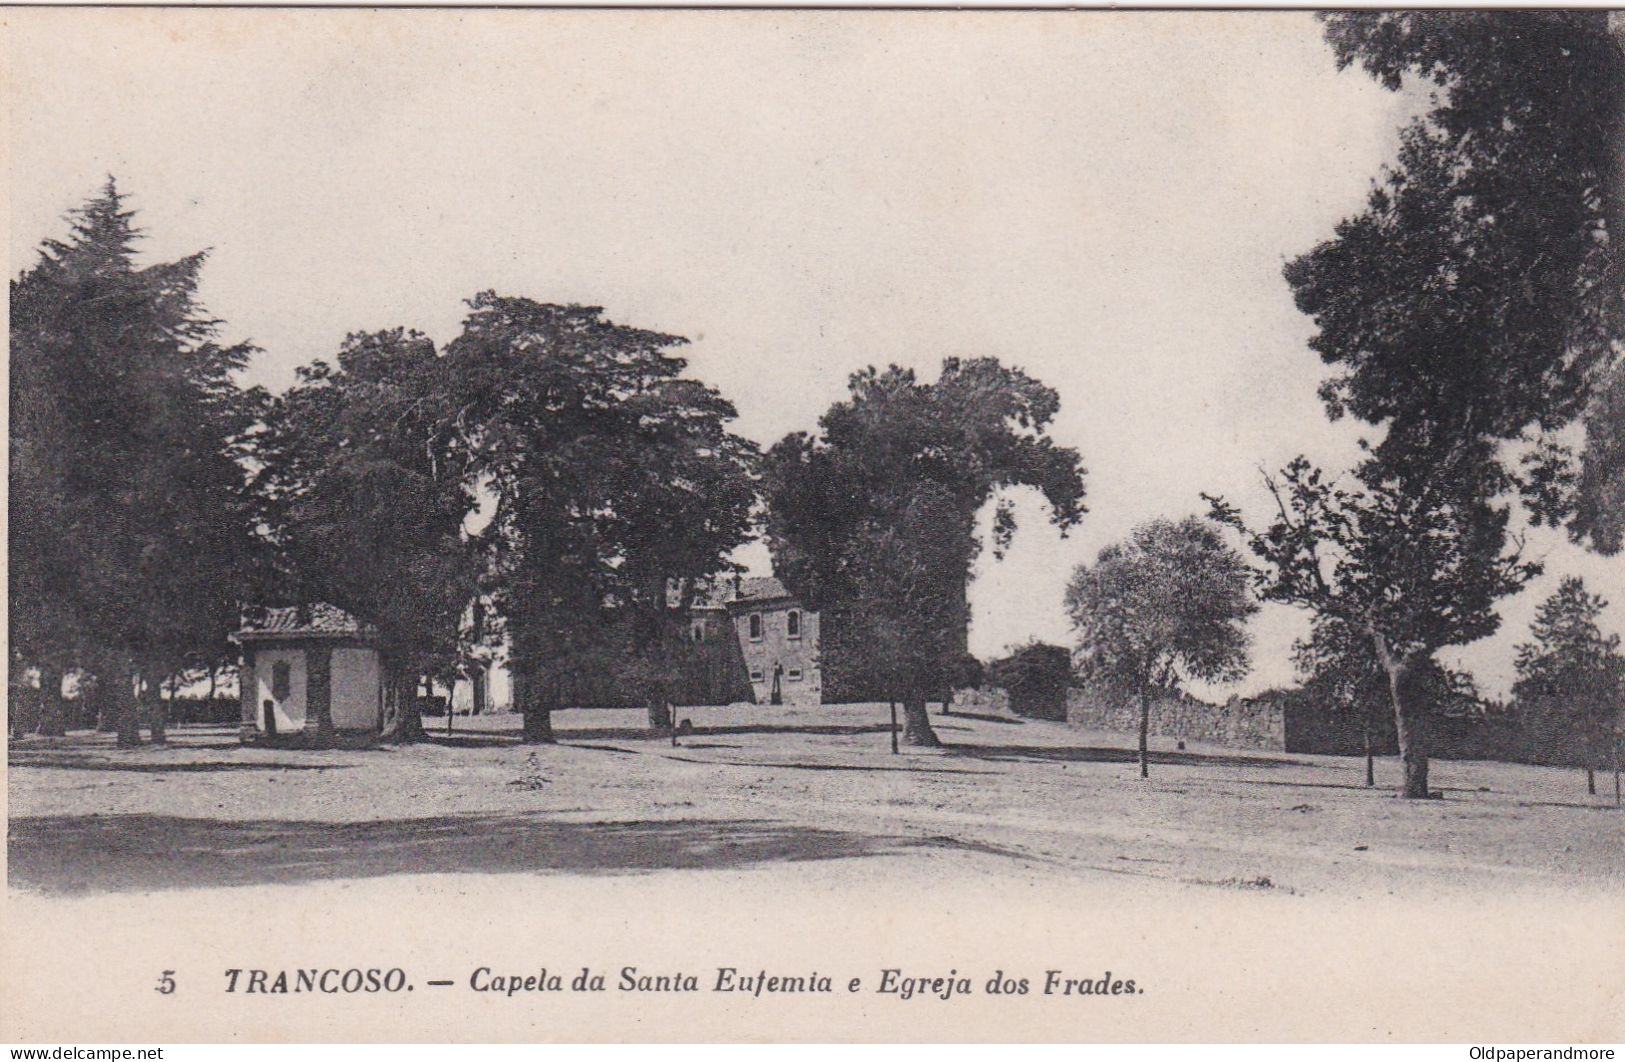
[10,180,265,744]
[1514,577,1624,794]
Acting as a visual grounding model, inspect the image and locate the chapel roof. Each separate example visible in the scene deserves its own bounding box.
[235,602,377,642]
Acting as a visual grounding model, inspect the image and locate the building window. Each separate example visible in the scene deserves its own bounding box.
[786,610,801,639]
[748,613,763,641]
[749,666,764,682]
[787,668,803,682]
[271,659,292,701]
[691,622,706,643]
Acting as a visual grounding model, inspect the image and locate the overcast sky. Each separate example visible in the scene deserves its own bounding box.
[8,9,1620,697]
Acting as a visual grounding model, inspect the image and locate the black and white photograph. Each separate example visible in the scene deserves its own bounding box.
[3,7,1623,1046]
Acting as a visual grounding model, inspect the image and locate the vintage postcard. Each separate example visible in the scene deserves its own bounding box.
[3,7,1623,1045]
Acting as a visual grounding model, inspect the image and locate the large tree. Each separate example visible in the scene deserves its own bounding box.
[763,358,1086,746]
[443,293,758,739]
[1513,576,1624,795]
[1298,13,1625,551]
[255,328,478,743]
[1209,455,1537,798]
[817,484,973,748]
[1570,367,1625,555]
[1207,15,1620,797]
[10,180,265,745]
[1065,516,1256,779]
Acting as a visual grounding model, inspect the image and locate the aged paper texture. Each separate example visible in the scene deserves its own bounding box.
[4,6,1623,1044]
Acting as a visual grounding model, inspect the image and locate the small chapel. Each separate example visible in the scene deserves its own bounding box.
[234,603,396,746]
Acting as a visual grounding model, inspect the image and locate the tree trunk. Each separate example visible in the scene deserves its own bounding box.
[1363,723,1375,788]
[1391,689,1430,799]
[142,669,167,745]
[1587,766,1597,796]
[10,681,36,739]
[36,660,66,737]
[645,575,684,730]
[1137,684,1151,780]
[378,672,424,744]
[941,688,953,716]
[96,674,118,733]
[901,692,941,747]
[112,661,141,748]
[889,699,899,755]
[306,650,335,748]
[1370,632,1432,799]
[647,692,673,731]
[400,680,425,743]
[521,705,555,743]
[515,668,557,744]
[1613,735,1621,807]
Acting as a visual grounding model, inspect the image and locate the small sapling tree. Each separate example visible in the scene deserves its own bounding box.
[1065,516,1256,779]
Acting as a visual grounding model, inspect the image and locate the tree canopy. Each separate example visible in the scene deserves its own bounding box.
[763,357,1086,745]
[987,640,1073,721]
[10,179,266,743]
[1294,618,1385,718]
[1205,14,1619,797]
[1208,454,1537,797]
[1513,576,1624,787]
[813,483,975,741]
[1065,516,1256,777]
[1295,13,1625,549]
[442,293,759,737]
[254,328,479,740]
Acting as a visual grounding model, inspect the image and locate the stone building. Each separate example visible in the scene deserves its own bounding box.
[234,603,398,746]
[694,576,822,708]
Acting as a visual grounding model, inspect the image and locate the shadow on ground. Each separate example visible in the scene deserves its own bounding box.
[418,734,518,749]
[8,812,1018,895]
[659,753,988,776]
[945,742,1307,770]
[432,722,899,744]
[8,751,346,775]
[1515,799,1624,812]
[10,732,247,753]
[938,711,1025,726]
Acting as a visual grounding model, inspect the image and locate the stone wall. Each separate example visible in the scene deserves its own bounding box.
[1065,683,1285,751]
[1260,688,1588,765]
[1063,679,1620,764]
[1280,693,1396,756]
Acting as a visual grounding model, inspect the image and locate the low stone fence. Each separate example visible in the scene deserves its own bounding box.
[1065,683,1285,751]
[1064,680,1617,764]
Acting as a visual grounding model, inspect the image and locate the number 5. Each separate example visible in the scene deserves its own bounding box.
[157,971,176,995]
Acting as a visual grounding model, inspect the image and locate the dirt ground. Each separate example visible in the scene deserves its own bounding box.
[9,702,1622,899]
